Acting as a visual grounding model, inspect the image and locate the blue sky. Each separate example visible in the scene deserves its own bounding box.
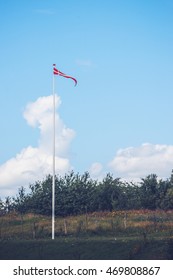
[0,0,173,197]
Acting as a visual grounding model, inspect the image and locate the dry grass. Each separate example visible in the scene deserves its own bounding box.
[1,209,173,240]
[1,210,173,259]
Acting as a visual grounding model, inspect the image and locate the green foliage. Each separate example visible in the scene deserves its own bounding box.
[0,198,4,215]
[140,174,159,209]
[3,170,173,216]
[13,186,28,215]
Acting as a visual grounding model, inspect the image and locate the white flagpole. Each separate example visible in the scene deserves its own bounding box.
[52,65,55,240]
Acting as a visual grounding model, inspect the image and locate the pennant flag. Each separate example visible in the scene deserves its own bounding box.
[53,65,77,86]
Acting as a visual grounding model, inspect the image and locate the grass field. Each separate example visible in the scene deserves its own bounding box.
[0,210,173,259]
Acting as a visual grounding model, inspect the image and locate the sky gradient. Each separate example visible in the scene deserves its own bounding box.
[0,0,173,197]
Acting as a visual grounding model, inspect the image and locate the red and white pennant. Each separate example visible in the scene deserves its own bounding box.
[53,64,77,86]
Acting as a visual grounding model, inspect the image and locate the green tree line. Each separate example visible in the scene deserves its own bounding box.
[1,171,173,216]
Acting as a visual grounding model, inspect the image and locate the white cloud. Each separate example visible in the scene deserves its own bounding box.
[89,162,104,180]
[76,59,95,68]
[33,9,55,15]
[109,143,173,181]
[0,95,75,198]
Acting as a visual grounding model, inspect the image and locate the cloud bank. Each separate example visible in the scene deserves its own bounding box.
[0,95,75,197]
[1,94,173,198]
[109,143,173,181]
